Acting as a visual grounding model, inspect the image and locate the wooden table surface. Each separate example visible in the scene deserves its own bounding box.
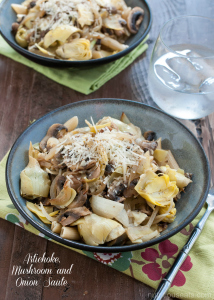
[0,0,214,299]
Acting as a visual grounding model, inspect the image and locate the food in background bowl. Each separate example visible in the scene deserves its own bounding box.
[11,0,145,60]
[20,113,192,246]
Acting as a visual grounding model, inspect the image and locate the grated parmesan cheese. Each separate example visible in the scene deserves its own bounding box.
[54,124,146,178]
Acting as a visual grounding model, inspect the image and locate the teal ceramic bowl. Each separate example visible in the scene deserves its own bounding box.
[6,99,210,252]
[0,0,151,67]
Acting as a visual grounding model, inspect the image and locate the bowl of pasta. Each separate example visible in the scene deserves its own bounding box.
[6,99,210,252]
[0,0,151,66]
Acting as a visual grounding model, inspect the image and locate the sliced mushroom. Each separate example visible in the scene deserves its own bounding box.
[136,140,158,152]
[50,175,66,199]
[67,176,82,191]
[58,206,91,226]
[12,23,20,34]
[47,123,68,138]
[82,160,97,170]
[114,30,125,37]
[123,178,139,198]
[105,6,117,14]
[107,177,126,201]
[40,197,51,206]
[67,190,87,209]
[86,164,100,180]
[139,205,153,216]
[40,123,68,151]
[104,164,114,176]
[127,7,144,34]
[68,159,97,172]
[143,131,156,141]
[50,152,66,170]
[88,179,106,195]
[158,222,168,232]
[27,1,36,9]
[185,172,193,180]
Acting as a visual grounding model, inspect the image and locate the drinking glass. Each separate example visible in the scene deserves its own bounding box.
[148,16,214,119]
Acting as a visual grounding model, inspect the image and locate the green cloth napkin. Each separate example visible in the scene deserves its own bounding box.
[1,154,214,300]
[0,35,148,94]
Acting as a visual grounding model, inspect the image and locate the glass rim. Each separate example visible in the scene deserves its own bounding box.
[160,15,214,59]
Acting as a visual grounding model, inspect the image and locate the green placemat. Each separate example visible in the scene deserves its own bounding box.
[1,153,214,299]
[0,35,148,95]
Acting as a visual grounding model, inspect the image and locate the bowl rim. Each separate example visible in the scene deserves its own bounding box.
[0,0,152,66]
[6,98,211,252]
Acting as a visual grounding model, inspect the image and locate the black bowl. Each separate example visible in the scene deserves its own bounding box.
[6,99,210,252]
[0,0,152,67]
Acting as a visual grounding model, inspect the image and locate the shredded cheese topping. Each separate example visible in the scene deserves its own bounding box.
[58,125,146,178]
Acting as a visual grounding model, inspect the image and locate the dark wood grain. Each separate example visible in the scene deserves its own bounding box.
[4,226,47,300]
[0,218,15,300]
[0,0,213,299]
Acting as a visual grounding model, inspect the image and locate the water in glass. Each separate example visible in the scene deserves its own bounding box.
[148,44,214,119]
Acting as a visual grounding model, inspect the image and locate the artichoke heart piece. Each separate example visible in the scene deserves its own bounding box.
[29,141,40,159]
[128,210,147,226]
[160,165,192,189]
[127,225,159,242]
[43,25,81,49]
[159,203,176,223]
[99,117,141,136]
[154,149,168,163]
[50,182,76,208]
[107,167,123,186]
[77,3,94,27]
[73,214,123,246]
[106,225,126,242]
[154,149,179,170]
[15,27,28,48]
[26,201,53,224]
[90,195,124,219]
[20,155,50,199]
[134,170,179,207]
[115,208,129,227]
[56,39,92,60]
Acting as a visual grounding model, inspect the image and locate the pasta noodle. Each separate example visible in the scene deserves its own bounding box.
[11,0,145,60]
[20,114,192,246]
